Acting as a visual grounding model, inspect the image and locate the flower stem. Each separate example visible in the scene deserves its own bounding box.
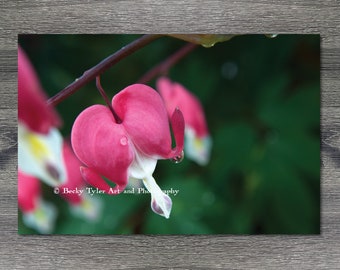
[137,42,197,84]
[96,76,122,124]
[47,34,162,106]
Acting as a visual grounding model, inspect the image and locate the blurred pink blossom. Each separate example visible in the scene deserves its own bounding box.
[18,47,66,187]
[157,77,212,165]
[18,171,57,234]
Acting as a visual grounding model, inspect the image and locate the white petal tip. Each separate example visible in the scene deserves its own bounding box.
[151,194,172,219]
[184,129,212,166]
[142,176,172,219]
[22,199,57,234]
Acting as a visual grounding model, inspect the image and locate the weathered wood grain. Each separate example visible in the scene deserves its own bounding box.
[1,1,339,269]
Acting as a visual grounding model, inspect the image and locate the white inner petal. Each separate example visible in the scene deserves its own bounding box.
[18,123,66,186]
[128,146,172,218]
[128,146,157,180]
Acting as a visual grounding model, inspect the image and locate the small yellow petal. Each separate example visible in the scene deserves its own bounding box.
[26,133,50,160]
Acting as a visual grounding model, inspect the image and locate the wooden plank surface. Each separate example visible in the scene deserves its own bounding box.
[1,1,339,269]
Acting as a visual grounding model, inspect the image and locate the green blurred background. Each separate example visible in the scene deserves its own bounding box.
[19,34,320,234]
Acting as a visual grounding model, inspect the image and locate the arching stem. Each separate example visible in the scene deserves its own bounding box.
[48,34,162,106]
[137,42,197,84]
[96,76,122,124]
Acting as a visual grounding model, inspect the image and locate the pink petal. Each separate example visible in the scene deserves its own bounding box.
[112,84,176,158]
[18,47,61,134]
[157,77,209,137]
[156,77,179,119]
[18,170,41,213]
[58,142,84,204]
[80,167,126,194]
[167,108,185,159]
[71,105,134,192]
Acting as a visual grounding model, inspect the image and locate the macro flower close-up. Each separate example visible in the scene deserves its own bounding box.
[18,34,320,235]
[71,84,184,218]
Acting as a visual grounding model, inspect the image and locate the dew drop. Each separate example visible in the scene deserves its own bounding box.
[120,136,128,146]
[265,34,278,38]
[170,150,184,163]
[201,42,215,48]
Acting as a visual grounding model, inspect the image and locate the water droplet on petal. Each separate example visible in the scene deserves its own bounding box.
[170,150,184,163]
[120,136,128,146]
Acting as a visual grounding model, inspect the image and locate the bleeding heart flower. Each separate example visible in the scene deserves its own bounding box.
[58,142,101,221]
[18,170,57,234]
[156,77,212,165]
[18,47,66,186]
[71,84,184,218]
